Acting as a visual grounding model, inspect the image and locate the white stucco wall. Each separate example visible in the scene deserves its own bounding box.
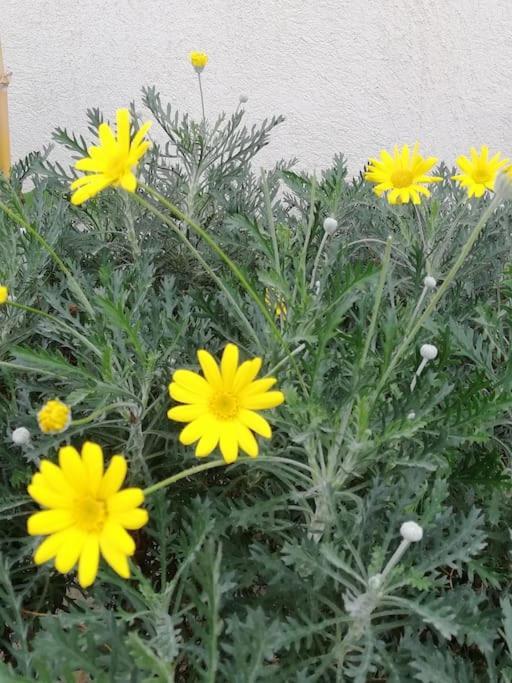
[2,1,512,176]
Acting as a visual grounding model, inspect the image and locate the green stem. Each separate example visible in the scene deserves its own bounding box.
[359,236,392,369]
[5,300,101,357]
[0,199,95,317]
[132,192,259,348]
[136,184,309,394]
[309,231,329,289]
[71,401,135,426]
[143,456,311,497]
[261,169,281,276]
[374,195,499,398]
[197,72,206,122]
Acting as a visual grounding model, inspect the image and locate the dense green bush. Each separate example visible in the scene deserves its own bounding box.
[1,88,512,681]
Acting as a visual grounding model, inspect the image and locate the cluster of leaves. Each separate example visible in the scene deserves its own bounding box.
[1,87,512,681]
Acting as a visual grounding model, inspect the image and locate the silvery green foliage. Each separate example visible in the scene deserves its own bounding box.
[1,90,512,680]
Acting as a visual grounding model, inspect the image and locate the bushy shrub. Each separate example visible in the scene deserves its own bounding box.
[1,84,512,681]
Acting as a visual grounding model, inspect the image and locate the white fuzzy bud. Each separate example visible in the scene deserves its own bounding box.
[400,521,423,543]
[323,217,338,235]
[423,275,437,289]
[239,93,249,103]
[495,173,512,202]
[407,411,416,420]
[12,427,31,446]
[420,343,438,361]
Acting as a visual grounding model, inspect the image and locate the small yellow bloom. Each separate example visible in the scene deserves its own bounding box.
[0,285,8,304]
[264,288,287,320]
[189,51,208,72]
[452,146,509,198]
[37,399,72,434]
[365,143,442,205]
[167,344,284,463]
[27,441,148,588]
[70,109,152,205]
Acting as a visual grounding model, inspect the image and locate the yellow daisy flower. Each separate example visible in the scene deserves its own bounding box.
[27,441,148,588]
[0,285,8,304]
[365,143,442,204]
[452,145,509,198]
[70,109,152,205]
[37,399,71,434]
[167,344,285,463]
[189,51,208,72]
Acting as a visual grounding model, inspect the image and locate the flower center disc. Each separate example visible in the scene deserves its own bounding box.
[391,169,414,188]
[74,497,107,533]
[472,166,491,184]
[210,392,240,420]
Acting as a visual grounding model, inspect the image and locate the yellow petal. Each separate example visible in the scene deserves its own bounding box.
[81,442,104,495]
[167,404,207,422]
[235,423,259,458]
[114,508,148,530]
[78,535,100,588]
[179,415,213,445]
[116,108,130,153]
[219,426,239,463]
[59,445,88,492]
[197,349,222,388]
[233,357,262,392]
[27,483,71,510]
[130,120,152,151]
[169,382,207,404]
[54,530,87,573]
[39,460,74,496]
[27,509,74,536]
[101,519,136,555]
[75,157,106,172]
[98,455,127,498]
[241,377,277,396]
[107,488,144,514]
[119,172,137,192]
[195,425,220,457]
[221,344,239,386]
[99,540,131,579]
[173,369,211,394]
[238,409,272,438]
[33,529,71,564]
[98,122,116,149]
[242,391,284,410]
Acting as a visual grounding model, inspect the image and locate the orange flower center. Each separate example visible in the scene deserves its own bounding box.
[74,496,107,533]
[391,169,414,188]
[472,165,491,184]
[210,392,240,420]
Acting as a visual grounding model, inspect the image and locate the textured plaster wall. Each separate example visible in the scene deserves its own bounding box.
[2,0,512,176]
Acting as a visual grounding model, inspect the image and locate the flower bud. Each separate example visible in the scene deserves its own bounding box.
[400,521,423,542]
[420,343,438,361]
[323,217,338,235]
[239,93,249,104]
[407,411,416,420]
[423,275,437,289]
[12,427,31,445]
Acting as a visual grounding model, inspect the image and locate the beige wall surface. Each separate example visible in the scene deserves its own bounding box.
[2,0,511,176]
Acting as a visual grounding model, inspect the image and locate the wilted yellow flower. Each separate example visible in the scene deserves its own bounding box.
[27,441,148,587]
[167,344,284,463]
[0,285,8,304]
[365,143,441,204]
[70,109,152,205]
[452,146,509,198]
[37,399,71,434]
[189,51,208,72]
[264,288,287,319]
